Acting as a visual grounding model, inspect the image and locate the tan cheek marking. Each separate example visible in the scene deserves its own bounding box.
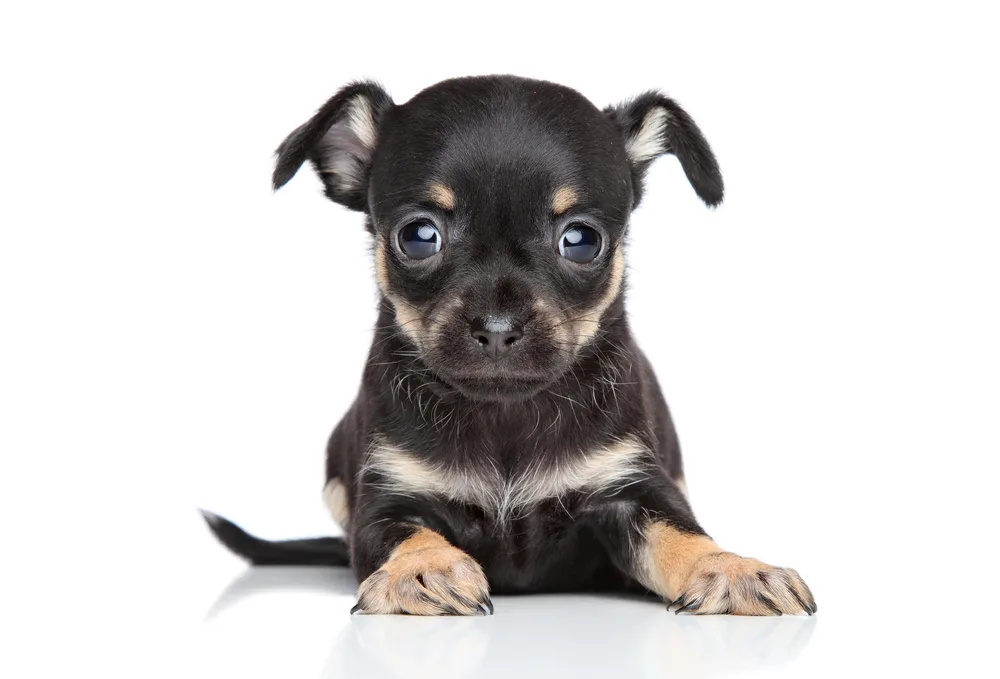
[322,479,350,529]
[373,235,391,294]
[354,527,491,615]
[551,186,578,215]
[374,236,427,349]
[427,293,463,344]
[570,247,625,347]
[534,297,571,349]
[639,521,721,599]
[428,183,457,211]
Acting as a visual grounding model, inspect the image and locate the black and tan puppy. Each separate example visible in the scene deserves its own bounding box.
[203,75,816,617]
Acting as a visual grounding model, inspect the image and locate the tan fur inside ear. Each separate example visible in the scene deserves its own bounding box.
[344,96,377,149]
[317,95,380,194]
[626,107,670,164]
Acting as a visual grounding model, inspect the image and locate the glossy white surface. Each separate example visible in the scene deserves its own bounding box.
[12,531,984,679]
[207,567,819,679]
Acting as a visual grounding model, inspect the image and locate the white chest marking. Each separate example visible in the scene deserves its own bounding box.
[361,437,650,522]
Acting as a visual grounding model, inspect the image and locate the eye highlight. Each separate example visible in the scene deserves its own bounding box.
[558,224,602,263]
[398,220,442,260]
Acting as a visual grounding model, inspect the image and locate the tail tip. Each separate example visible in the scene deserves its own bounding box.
[199,508,223,527]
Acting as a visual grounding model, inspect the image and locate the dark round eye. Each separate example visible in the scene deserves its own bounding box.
[558,224,602,263]
[398,220,442,260]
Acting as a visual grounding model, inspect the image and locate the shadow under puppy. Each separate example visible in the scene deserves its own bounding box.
[204,75,816,617]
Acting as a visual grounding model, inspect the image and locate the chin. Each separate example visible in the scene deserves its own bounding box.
[439,374,557,403]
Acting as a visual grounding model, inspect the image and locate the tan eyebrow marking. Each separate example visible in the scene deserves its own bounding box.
[428,183,457,211]
[552,186,578,215]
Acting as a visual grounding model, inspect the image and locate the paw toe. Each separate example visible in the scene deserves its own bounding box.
[675,553,816,616]
[353,549,491,616]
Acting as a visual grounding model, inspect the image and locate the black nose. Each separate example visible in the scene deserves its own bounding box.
[470,317,523,358]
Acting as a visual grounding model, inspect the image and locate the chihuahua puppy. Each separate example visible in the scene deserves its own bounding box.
[203,75,816,616]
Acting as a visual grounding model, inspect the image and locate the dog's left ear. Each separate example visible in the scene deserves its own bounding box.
[272,81,395,212]
[605,92,724,208]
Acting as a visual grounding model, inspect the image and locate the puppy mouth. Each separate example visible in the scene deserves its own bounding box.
[434,373,555,402]
[411,310,574,402]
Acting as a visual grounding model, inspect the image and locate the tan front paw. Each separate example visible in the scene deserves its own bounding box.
[671,552,817,616]
[352,528,492,616]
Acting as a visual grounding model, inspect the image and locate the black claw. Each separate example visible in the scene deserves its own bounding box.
[676,599,701,614]
[452,593,481,613]
[758,594,782,616]
[482,597,494,615]
[789,589,811,615]
[350,603,363,615]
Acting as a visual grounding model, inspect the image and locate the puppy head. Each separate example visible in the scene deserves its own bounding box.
[274,76,723,402]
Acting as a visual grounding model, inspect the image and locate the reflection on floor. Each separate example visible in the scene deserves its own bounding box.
[205,567,817,679]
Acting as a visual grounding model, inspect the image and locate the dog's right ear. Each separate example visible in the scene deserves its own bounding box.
[272,81,394,212]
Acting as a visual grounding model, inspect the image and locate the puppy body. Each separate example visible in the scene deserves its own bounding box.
[204,76,816,616]
[333,299,688,596]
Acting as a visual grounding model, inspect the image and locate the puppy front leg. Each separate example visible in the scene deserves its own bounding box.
[591,485,817,615]
[640,522,817,615]
[349,501,491,616]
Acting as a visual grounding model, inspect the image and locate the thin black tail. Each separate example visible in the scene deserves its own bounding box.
[200,510,350,567]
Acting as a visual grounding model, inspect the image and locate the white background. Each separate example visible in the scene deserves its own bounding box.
[2,1,998,677]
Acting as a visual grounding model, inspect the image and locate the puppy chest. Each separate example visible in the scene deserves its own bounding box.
[444,499,622,593]
[362,436,651,521]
